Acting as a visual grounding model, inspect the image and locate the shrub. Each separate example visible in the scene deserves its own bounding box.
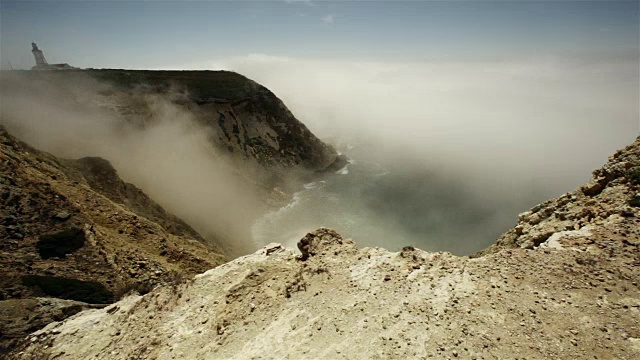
[37,228,85,259]
[627,168,640,185]
[629,196,640,207]
[22,275,113,304]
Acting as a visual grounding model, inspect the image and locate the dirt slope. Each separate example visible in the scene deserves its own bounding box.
[10,139,640,359]
[0,127,226,351]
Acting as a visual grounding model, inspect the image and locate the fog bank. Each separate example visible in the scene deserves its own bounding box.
[210,53,638,252]
[212,53,638,187]
[1,51,638,255]
[0,72,260,257]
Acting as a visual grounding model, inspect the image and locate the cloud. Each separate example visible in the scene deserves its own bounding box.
[284,0,314,7]
[321,14,334,24]
[245,53,290,63]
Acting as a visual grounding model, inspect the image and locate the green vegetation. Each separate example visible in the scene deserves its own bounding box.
[629,196,640,207]
[22,275,113,304]
[37,228,85,259]
[8,69,256,100]
[626,168,640,184]
[86,70,254,100]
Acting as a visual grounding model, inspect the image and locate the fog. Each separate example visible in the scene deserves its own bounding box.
[210,53,638,253]
[212,53,638,188]
[0,73,261,257]
[1,51,638,256]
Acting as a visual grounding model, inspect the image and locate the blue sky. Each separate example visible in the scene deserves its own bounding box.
[1,1,638,69]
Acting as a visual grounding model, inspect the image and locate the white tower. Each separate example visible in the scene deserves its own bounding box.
[31,42,48,68]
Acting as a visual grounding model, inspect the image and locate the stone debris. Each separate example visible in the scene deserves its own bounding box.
[9,216,640,359]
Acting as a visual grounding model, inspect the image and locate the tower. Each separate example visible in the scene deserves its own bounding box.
[31,42,48,67]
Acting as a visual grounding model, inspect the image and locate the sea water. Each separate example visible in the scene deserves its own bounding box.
[251,150,517,255]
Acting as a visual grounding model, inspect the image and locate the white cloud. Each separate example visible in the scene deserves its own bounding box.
[321,14,334,24]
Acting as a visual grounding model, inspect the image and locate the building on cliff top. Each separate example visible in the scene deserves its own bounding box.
[31,42,76,70]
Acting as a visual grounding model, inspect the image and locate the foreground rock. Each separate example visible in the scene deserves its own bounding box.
[0,297,102,353]
[12,220,639,359]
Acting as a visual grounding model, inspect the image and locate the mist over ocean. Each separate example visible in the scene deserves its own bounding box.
[252,141,548,255]
[242,56,639,255]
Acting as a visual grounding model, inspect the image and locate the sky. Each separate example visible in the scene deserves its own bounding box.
[1,1,638,69]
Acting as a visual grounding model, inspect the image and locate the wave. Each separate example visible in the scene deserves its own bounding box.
[336,158,355,175]
[303,180,326,189]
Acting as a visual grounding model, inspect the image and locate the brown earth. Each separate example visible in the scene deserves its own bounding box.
[0,69,351,354]
[0,127,226,352]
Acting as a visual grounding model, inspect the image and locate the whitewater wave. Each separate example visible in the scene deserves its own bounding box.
[251,191,303,246]
[304,180,326,190]
[336,159,355,175]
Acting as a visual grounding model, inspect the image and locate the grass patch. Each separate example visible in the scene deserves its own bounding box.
[37,228,85,259]
[22,275,113,304]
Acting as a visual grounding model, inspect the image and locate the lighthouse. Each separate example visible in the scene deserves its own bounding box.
[31,42,48,67]
[30,42,76,70]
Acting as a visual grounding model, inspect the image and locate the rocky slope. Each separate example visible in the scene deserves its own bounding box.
[10,138,640,359]
[0,127,226,351]
[480,135,640,255]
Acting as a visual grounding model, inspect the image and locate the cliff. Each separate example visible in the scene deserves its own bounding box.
[0,127,226,351]
[3,70,346,190]
[480,135,640,255]
[0,69,348,353]
[10,138,640,359]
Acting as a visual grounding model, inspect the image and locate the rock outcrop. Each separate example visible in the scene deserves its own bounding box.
[479,136,640,255]
[0,127,226,351]
[91,70,344,174]
[10,224,639,359]
[9,136,640,359]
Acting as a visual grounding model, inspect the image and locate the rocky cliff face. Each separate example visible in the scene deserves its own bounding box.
[10,139,640,359]
[95,70,343,172]
[4,70,345,190]
[0,127,226,351]
[479,135,640,255]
